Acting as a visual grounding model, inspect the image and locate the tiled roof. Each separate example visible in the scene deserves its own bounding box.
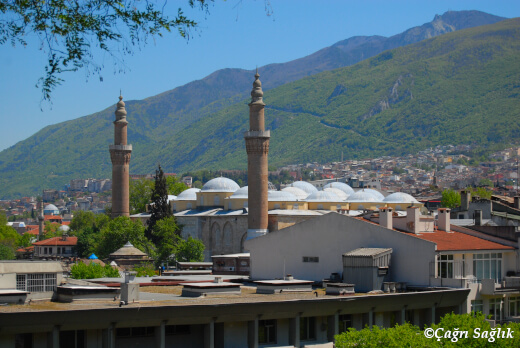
[411,230,514,252]
[44,215,62,220]
[25,228,39,235]
[33,236,78,246]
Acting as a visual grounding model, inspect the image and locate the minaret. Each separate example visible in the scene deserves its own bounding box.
[110,95,132,218]
[37,198,44,241]
[245,70,270,240]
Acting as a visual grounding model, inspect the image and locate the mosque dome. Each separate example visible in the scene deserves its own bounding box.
[306,191,342,202]
[167,195,177,203]
[360,188,385,201]
[268,190,298,202]
[323,182,355,195]
[43,204,60,215]
[230,186,249,199]
[201,177,240,192]
[382,192,420,204]
[175,188,201,201]
[289,181,318,195]
[323,187,349,200]
[346,190,380,203]
[282,187,309,200]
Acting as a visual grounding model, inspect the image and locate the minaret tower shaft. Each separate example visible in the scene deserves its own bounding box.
[245,70,270,240]
[110,95,132,218]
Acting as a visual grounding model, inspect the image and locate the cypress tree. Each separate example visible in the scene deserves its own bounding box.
[146,165,172,243]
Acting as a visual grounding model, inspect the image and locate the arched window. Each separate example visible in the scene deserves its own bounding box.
[214,195,220,206]
[187,202,192,209]
[274,204,280,209]
[212,223,221,249]
[317,204,324,210]
[200,196,204,205]
[223,223,233,248]
[293,203,299,210]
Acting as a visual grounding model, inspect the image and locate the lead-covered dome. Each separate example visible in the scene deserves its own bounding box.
[201,177,240,192]
[288,181,318,195]
[360,188,385,201]
[175,188,201,201]
[323,182,355,195]
[323,187,349,200]
[346,190,380,203]
[268,190,298,202]
[306,191,341,202]
[382,192,420,204]
[282,186,308,200]
[230,186,249,199]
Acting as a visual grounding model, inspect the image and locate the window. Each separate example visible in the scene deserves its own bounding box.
[473,253,502,283]
[317,204,324,210]
[471,300,483,313]
[214,195,220,206]
[44,247,48,254]
[116,327,155,338]
[274,203,280,209]
[509,297,520,317]
[489,298,503,321]
[437,254,454,278]
[303,256,319,263]
[165,325,190,335]
[300,317,316,341]
[338,314,352,333]
[60,330,85,348]
[258,319,276,344]
[16,273,57,292]
[15,333,33,348]
[293,204,299,210]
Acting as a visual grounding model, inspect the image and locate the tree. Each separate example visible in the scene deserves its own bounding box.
[441,189,461,209]
[478,178,494,187]
[1,0,211,101]
[166,176,188,196]
[95,216,151,259]
[129,178,154,214]
[72,211,110,257]
[152,216,181,267]
[0,244,15,260]
[176,236,205,262]
[146,165,172,243]
[70,261,120,279]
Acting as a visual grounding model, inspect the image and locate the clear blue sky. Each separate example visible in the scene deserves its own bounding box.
[1,0,519,151]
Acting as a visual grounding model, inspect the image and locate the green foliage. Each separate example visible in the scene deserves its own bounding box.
[134,263,156,277]
[441,189,461,209]
[470,187,493,200]
[146,165,172,243]
[95,216,150,259]
[70,261,120,279]
[166,176,188,196]
[478,178,494,187]
[72,212,110,258]
[176,236,205,262]
[335,312,520,347]
[152,216,181,267]
[129,178,154,214]
[1,0,210,101]
[0,244,15,260]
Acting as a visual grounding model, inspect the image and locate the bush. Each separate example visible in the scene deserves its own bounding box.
[134,263,156,277]
[70,262,120,279]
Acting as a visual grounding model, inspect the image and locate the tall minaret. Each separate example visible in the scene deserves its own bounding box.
[245,70,270,240]
[109,95,132,218]
[37,197,44,241]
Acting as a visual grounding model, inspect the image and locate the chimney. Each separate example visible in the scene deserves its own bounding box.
[438,208,451,232]
[514,196,520,210]
[379,207,393,230]
[406,206,421,234]
[460,190,470,211]
[474,209,482,226]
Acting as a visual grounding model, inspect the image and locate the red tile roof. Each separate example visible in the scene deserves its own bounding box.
[411,230,514,252]
[25,228,39,235]
[33,236,77,246]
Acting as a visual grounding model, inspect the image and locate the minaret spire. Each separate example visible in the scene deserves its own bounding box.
[244,70,270,240]
[110,94,132,217]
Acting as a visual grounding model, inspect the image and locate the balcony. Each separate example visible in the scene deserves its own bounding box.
[244,130,270,138]
[481,278,520,295]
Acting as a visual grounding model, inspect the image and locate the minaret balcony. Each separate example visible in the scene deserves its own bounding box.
[109,145,133,151]
[244,130,270,138]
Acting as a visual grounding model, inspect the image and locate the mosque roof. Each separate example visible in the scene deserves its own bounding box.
[323,187,349,200]
[268,190,298,202]
[360,188,385,201]
[288,181,318,195]
[44,204,59,211]
[382,192,420,204]
[109,241,147,257]
[323,182,355,195]
[282,187,309,200]
[201,177,240,192]
[346,190,380,203]
[175,188,201,201]
[230,186,249,199]
[306,191,342,202]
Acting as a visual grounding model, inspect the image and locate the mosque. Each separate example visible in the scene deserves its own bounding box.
[116,71,424,260]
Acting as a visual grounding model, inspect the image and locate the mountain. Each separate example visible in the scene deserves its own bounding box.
[0,11,511,198]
